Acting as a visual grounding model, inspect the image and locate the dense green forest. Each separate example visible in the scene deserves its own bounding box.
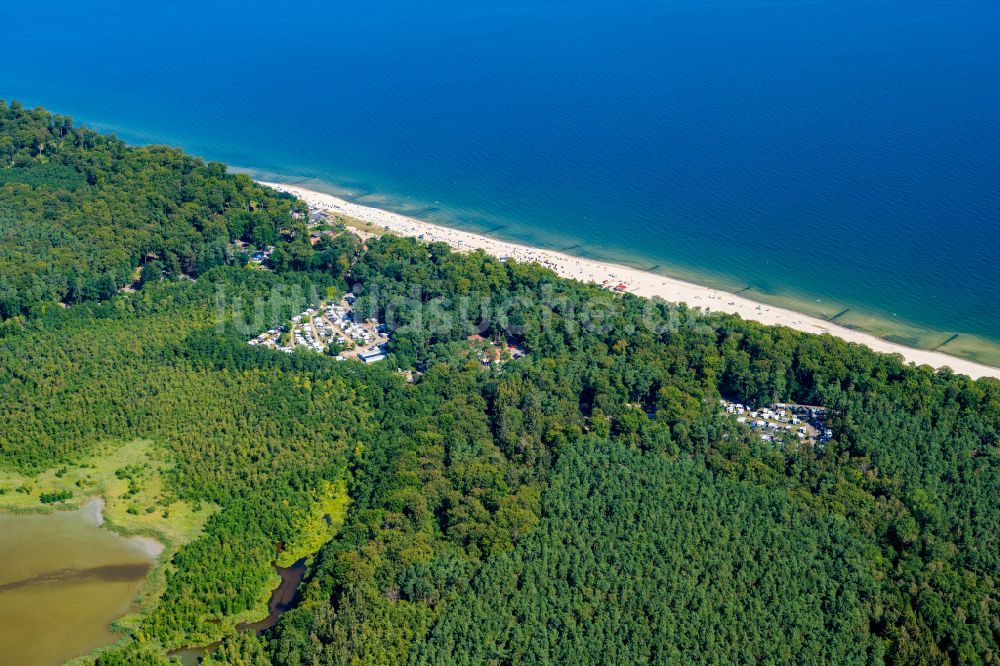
[1,104,998,665]
[0,99,342,319]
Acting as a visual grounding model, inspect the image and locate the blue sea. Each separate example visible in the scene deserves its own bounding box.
[3,0,999,362]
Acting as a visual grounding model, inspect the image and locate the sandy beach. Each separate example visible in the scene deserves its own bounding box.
[261,182,1000,381]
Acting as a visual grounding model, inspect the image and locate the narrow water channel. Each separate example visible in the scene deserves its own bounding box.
[169,557,307,665]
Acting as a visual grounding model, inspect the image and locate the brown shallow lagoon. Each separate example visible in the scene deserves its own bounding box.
[0,500,158,665]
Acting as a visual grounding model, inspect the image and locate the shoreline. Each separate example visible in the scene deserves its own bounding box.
[83,497,166,558]
[261,181,1000,381]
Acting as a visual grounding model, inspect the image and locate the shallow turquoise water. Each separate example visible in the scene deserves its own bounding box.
[2,0,998,354]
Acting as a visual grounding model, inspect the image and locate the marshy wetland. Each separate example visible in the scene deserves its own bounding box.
[0,440,207,664]
[0,439,340,664]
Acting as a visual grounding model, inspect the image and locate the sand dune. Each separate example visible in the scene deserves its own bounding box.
[261,182,1000,381]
